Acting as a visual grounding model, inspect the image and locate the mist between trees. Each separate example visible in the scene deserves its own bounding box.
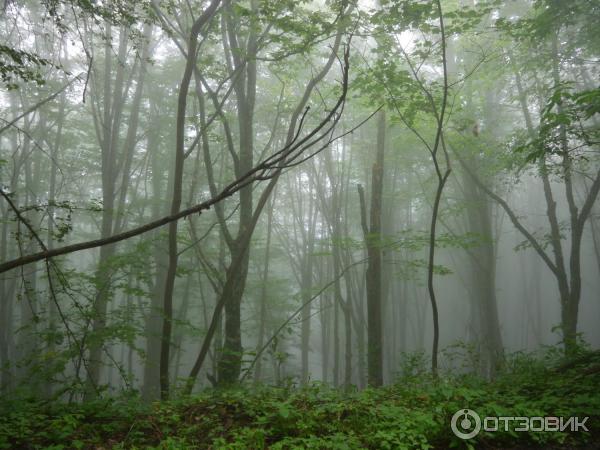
[0,0,599,403]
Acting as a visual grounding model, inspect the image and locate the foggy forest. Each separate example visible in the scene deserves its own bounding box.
[1,0,599,448]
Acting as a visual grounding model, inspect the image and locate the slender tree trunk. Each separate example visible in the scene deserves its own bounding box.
[216,1,258,385]
[300,266,313,385]
[320,294,330,383]
[44,81,66,398]
[142,104,167,402]
[17,113,40,387]
[255,195,275,383]
[159,0,221,399]
[86,25,127,398]
[425,1,450,374]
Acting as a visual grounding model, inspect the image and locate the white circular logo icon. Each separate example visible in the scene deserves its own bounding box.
[451,409,481,440]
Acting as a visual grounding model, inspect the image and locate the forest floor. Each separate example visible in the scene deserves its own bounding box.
[1,349,599,449]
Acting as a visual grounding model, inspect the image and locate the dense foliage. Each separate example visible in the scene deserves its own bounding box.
[2,347,599,449]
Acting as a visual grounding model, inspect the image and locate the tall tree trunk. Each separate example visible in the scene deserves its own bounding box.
[254,195,275,383]
[44,80,66,398]
[159,0,222,399]
[86,25,127,398]
[142,102,166,402]
[358,110,385,387]
[216,1,258,386]
[461,161,503,377]
[17,113,40,387]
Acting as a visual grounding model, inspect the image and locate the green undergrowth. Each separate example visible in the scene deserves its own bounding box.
[1,349,599,449]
